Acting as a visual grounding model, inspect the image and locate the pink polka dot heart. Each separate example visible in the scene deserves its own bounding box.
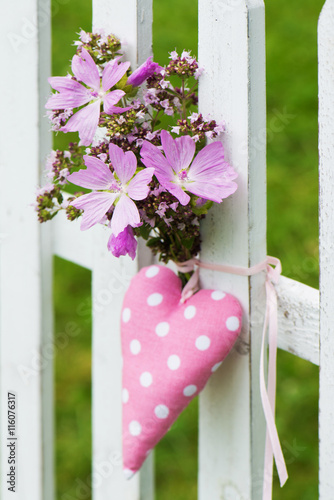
[121,265,242,477]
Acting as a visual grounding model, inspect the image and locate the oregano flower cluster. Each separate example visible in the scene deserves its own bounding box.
[35,29,238,264]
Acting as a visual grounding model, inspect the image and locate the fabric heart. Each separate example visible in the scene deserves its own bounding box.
[121,265,242,477]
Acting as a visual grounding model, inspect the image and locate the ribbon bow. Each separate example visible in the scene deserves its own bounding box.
[176,256,288,500]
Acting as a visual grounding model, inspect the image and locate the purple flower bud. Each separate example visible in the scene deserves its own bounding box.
[127,57,162,87]
[107,226,137,260]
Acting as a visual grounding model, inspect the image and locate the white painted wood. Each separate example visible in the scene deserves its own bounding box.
[91,1,154,499]
[318,1,334,497]
[53,209,93,270]
[0,1,53,499]
[198,1,267,498]
[276,276,319,365]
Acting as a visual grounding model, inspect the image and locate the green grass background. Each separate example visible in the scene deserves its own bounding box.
[52,0,321,498]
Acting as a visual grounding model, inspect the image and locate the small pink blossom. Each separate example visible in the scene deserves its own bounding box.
[169,50,178,60]
[107,225,137,260]
[214,122,225,134]
[45,48,131,146]
[141,130,238,206]
[189,112,200,123]
[194,67,204,79]
[67,143,154,236]
[79,29,91,43]
[127,56,162,87]
[156,202,168,217]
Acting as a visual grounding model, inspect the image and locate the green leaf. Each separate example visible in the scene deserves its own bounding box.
[146,237,162,248]
[139,224,151,240]
[115,73,128,89]
[190,197,213,216]
[182,237,195,250]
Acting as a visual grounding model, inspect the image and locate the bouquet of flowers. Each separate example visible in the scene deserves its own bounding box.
[35,30,238,270]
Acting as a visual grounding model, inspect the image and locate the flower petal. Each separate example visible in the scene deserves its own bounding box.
[111,195,141,236]
[107,226,137,260]
[71,48,100,90]
[184,179,238,203]
[103,89,126,114]
[165,182,191,205]
[67,155,114,190]
[109,144,137,184]
[46,78,91,109]
[140,140,174,181]
[160,130,195,172]
[71,192,117,230]
[102,57,131,92]
[188,141,227,177]
[127,56,163,87]
[61,100,101,146]
[127,168,155,200]
[48,76,88,93]
[105,105,132,114]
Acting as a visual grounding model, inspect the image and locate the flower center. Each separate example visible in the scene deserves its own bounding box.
[107,179,122,192]
[90,87,105,100]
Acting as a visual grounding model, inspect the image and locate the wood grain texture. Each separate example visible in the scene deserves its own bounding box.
[91,1,154,499]
[198,1,267,498]
[0,1,53,499]
[276,276,319,365]
[318,0,334,497]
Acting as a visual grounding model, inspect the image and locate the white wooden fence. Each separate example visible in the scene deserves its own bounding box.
[0,0,333,498]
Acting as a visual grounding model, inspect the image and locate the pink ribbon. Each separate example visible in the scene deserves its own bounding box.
[176,256,288,499]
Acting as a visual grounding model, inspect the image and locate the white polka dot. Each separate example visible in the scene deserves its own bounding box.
[122,388,129,403]
[145,266,160,278]
[184,305,196,319]
[167,354,181,370]
[211,290,226,301]
[147,293,163,306]
[195,335,211,351]
[140,372,153,387]
[226,316,240,331]
[211,361,223,372]
[123,469,135,480]
[155,404,169,419]
[129,420,142,436]
[122,308,131,322]
[155,322,170,337]
[183,385,197,397]
[130,339,141,355]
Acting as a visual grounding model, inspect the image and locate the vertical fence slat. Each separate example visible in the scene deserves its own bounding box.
[198,1,267,498]
[0,1,53,499]
[91,2,154,499]
[319,1,334,498]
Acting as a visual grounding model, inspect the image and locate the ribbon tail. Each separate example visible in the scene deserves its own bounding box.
[180,266,200,303]
[261,280,288,500]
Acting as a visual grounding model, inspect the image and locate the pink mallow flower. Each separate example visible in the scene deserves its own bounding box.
[45,48,131,146]
[127,56,162,87]
[67,143,155,236]
[140,130,238,206]
[107,225,137,260]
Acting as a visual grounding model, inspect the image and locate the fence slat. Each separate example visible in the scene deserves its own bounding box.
[198,1,267,498]
[0,1,53,499]
[91,2,154,499]
[319,0,334,497]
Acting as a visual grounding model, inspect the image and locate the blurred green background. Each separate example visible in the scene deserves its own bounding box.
[52,0,321,498]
